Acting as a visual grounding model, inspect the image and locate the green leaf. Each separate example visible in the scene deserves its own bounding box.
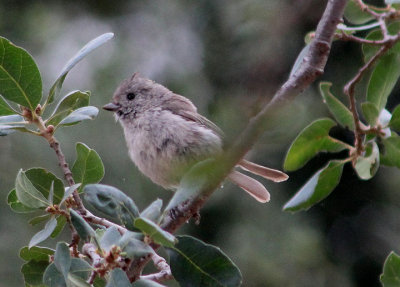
[380,136,400,167]
[0,114,27,136]
[289,44,310,77]
[386,0,400,4]
[381,251,400,286]
[105,268,131,287]
[0,95,18,115]
[167,235,242,287]
[367,53,400,112]
[283,160,345,212]
[140,199,163,223]
[134,217,177,248]
[100,226,122,252]
[61,183,81,204]
[20,246,54,262]
[319,82,354,129]
[43,263,66,287]
[72,143,104,190]
[25,168,65,204]
[355,141,380,180]
[47,90,90,128]
[21,260,49,286]
[390,104,400,131]
[0,37,42,110]
[118,231,152,259]
[54,242,71,280]
[29,214,52,226]
[58,106,98,126]
[67,274,91,287]
[84,184,139,230]
[361,102,380,126]
[7,189,36,213]
[43,258,92,287]
[46,33,113,107]
[29,217,58,248]
[344,0,374,24]
[51,215,68,238]
[15,169,49,209]
[69,209,96,241]
[363,22,400,62]
[284,118,349,171]
[133,279,165,287]
[93,277,107,287]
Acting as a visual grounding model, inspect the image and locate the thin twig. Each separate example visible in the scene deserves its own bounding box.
[83,210,127,234]
[83,243,103,284]
[140,253,173,283]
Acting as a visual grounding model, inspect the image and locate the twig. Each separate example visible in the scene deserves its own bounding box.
[140,253,173,283]
[83,210,127,234]
[127,0,349,281]
[83,243,103,284]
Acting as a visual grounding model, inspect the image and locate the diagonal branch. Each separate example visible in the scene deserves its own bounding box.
[128,0,349,281]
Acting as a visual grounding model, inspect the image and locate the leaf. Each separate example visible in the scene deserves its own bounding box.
[380,252,400,286]
[380,136,400,167]
[7,189,36,213]
[390,104,400,131]
[61,183,82,204]
[25,168,65,204]
[15,169,49,209]
[386,0,400,4]
[43,258,92,287]
[284,118,348,171]
[140,199,163,223]
[0,36,42,110]
[283,160,345,212]
[105,268,131,287]
[54,242,71,280]
[100,226,122,252]
[29,214,52,226]
[0,95,17,115]
[67,274,91,287]
[29,217,58,248]
[361,102,380,126]
[134,217,177,248]
[363,22,400,62]
[0,114,27,136]
[118,231,153,259]
[47,90,90,127]
[167,235,242,287]
[289,44,310,77]
[43,263,66,287]
[367,53,400,112]
[72,143,104,190]
[20,246,54,262]
[344,0,375,24]
[133,279,166,287]
[355,141,380,180]
[46,33,113,106]
[21,260,50,286]
[319,82,354,129]
[69,209,96,241]
[84,184,139,230]
[58,106,98,126]
[51,215,68,238]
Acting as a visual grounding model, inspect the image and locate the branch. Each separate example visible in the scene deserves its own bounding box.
[140,253,173,283]
[128,0,349,281]
[161,0,348,234]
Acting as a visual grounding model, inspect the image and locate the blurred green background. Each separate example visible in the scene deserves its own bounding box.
[1,0,399,286]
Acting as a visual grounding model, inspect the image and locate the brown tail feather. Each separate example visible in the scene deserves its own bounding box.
[239,159,288,182]
[228,171,270,203]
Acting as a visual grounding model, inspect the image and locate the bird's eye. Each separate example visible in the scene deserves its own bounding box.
[126,93,136,100]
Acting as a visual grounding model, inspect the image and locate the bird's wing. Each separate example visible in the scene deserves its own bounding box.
[163,94,224,138]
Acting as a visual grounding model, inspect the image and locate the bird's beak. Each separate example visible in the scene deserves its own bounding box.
[103,102,120,112]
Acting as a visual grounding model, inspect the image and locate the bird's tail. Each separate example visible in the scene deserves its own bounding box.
[227,160,288,203]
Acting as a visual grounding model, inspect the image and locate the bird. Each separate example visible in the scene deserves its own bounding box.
[103,73,288,203]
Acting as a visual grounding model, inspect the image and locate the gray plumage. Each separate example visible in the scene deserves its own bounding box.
[103,73,288,202]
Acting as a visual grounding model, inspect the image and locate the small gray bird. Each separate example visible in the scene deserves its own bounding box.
[103,73,288,203]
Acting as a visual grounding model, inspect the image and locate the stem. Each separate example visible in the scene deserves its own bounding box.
[140,253,173,283]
